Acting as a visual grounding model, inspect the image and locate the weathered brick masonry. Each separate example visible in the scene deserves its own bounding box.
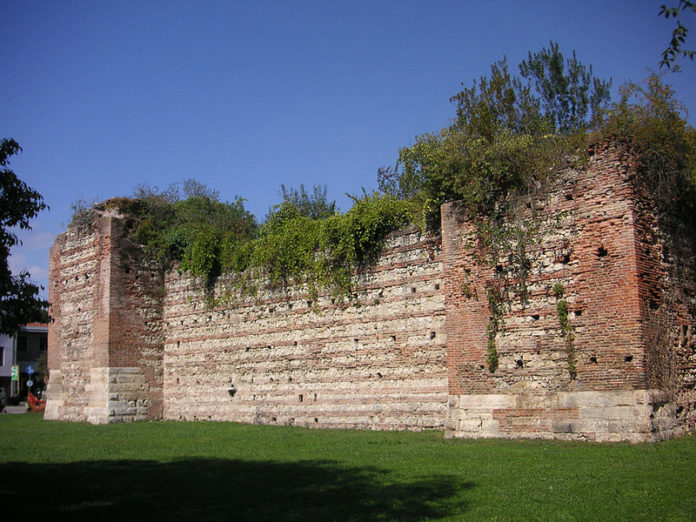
[45,222,448,429]
[161,229,447,429]
[443,142,696,441]
[45,213,164,423]
[45,144,696,441]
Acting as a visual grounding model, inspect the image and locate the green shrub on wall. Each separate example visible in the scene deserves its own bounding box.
[86,184,418,297]
[76,43,695,310]
[237,192,416,296]
[553,283,577,380]
[251,214,322,288]
[180,227,222,280]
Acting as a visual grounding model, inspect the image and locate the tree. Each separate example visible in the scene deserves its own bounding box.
[261,184,336,235]
[660,1,696,70]
[278,184,336,220]
[449,41,611,139]
[0,139,49,335]
[518,42,611,134]
[392,42,611,221]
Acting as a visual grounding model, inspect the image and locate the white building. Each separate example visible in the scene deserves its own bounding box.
[0,323,48,399]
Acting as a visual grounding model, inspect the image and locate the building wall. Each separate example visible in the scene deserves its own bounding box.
[162,229,447,429]
[45,144,696,441]
[0,334,13,393]
[45,213,164,423]
[442,141,694,441]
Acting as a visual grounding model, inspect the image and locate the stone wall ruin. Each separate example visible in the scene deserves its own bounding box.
[45,143,696,441]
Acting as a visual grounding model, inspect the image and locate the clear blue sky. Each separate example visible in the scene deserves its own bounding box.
[2,1,695,296]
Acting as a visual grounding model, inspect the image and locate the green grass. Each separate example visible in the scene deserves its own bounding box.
[1,414,695,520]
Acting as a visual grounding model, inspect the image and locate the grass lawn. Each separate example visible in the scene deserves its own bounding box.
[1,414,695,520]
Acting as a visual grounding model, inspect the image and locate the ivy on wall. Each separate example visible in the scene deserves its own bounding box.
[554,283,577,380]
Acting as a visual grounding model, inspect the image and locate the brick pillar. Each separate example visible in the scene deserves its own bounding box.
[106,216,165,420]
[442,143,678,441]
[46,212,165,424]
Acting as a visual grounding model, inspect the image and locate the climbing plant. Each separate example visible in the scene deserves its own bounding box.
[486,286,504,373]
[553,283,576,380]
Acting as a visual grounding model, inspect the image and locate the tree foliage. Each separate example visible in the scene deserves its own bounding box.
[518,42,611,134]
[597,73,696,231]
[660,1,696,70]
[389,43,694,233]
[390,42,610,225]
[450,42,611,139]
[278,184,336,220]
[0,139,49,335]
[90,181,258,279]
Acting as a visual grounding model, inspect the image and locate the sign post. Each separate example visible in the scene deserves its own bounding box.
[11,365,19,398]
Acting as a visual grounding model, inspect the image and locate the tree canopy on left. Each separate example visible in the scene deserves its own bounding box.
[0,138,49,335]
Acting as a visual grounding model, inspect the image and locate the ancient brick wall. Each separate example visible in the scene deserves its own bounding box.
[45,143,695,440]
[47,220,447,428]
[105,217,165,420]
[161,229,448,429]
[631,157,696,435]
[45,215,107,422]
[45,212,164,423]
[443,142,695,441]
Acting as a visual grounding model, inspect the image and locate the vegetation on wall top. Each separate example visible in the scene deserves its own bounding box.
[73,42,696,304]
[78,181,418,297]
[383,43,695,301]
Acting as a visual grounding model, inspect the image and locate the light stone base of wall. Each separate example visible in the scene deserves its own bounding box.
[81,367,150,424]
[446,390,682,443]
[84,367,110,424]
[43,369,64,421]
[163,381,449,431]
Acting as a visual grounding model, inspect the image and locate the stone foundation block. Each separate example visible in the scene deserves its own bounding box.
[447,389,677,442]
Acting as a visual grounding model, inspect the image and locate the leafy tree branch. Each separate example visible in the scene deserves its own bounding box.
[0,138,49,334]
[660,1,696,70]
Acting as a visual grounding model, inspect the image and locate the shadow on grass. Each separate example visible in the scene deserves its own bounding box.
[0,458,472,521]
